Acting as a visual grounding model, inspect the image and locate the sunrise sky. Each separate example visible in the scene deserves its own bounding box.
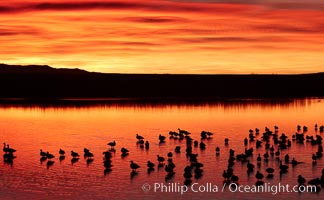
[0,0,324,74]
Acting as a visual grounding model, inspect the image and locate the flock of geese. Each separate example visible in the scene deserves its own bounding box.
[2,124,324,192]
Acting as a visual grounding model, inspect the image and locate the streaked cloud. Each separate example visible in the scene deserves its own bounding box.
[0,0,323,74]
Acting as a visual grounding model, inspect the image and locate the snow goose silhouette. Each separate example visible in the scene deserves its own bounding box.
[107,141,116,149]
[130,160,140,172]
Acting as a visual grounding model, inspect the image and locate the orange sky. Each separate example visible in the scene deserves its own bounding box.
[0,0,324,74]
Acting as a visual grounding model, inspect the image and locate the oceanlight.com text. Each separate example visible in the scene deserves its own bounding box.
[142,182,317,195]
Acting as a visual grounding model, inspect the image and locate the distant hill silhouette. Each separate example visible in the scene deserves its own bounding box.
[0,63,88,74]
[0,63,323,100]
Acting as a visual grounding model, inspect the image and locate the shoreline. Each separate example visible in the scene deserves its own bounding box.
[0,97,321,108]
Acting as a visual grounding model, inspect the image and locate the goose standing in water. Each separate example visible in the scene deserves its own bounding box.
[59,148,65,155]
[136,134,144,141]
[83,148,90,154]
[257,154,262,163]
[255,171,264,180]
[71,151,79,158]
[231,175,239,183]
[297,175,306,185]
[46,152,55,159]
[215,146,220,155]
[130,160,140,172]
[58,149,65,162]
[224,138,229,145]
[142,141,148,150]
[157,155,165,165]
[247,160,255,173]
[7,144,16,153]
[121,147,129,157]
[3,143,16,154]
[159,135,166,143]
[284,154,290,163]
[178,128,190,136]
[167,152,173,159]
[266,168,274,179]
[107,141,116,150]
[279,160,288,174]
[84,151,94,159]
[275,149,280,157]
[206,131,213,138]
[40,149,47,157]
[147,161,155,169]
[199,141,206,150]
[255,171,264,185]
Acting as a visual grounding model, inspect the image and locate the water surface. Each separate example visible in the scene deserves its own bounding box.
[0,99,323,200]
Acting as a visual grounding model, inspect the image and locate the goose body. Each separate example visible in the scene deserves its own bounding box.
[136,134,144,140]
[121,147,129,154]
[40,149,47,157]
[3,143,16,154]
[84,151,94,158]
[108,141,116,149]
[157,155,165,164]
[298,175,306,185]
[46,152,55,159]
[266,168,274,174]
[59,148,65,155]
[147,161,155,168]
[130,161,140,172]
[256,171,264,180]
[159,134,166,142]
[71,151,79,158]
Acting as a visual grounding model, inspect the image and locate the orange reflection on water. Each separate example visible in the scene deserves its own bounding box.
[0,99,323,199]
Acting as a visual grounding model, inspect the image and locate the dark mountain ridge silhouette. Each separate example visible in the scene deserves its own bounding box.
[0,63,88,74]
[0,63,323,100]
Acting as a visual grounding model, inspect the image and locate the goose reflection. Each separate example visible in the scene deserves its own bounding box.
[86,158,94,166]
[59,155,65,163]
[121,147,129,158]
[40,156,47,164]
[3,153,15,167]
[147,168,154,174]
[46,160,55,169]
[104,168,112,176]
[130,171,139,180]
[71,157,79,165]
